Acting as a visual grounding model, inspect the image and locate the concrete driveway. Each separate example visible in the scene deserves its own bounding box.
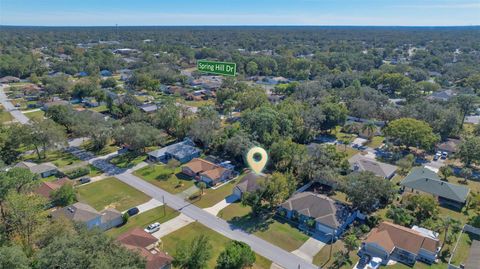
[151,213,195,238]
[291,237,326,263]
[204,194,239,215]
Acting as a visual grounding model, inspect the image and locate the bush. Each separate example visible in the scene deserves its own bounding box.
[122,212,129,224]
[65,167,90,179]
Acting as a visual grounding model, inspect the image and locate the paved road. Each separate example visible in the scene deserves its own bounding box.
[115,172,318,269]
[0,85,30,124]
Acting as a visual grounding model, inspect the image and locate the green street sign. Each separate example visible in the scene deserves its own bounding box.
[197,60,236,76]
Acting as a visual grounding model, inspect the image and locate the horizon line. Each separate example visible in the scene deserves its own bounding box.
[1,24,480,28]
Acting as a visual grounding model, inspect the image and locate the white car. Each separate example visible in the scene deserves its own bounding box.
[144,222,161,233]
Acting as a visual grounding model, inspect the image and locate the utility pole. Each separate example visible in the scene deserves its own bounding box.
[162,195,166,216]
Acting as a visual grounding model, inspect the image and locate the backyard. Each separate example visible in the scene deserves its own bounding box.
[160,222,272,269]
[188,178,239,208]
[76,177,150,211]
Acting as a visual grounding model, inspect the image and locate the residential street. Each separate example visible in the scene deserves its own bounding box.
[0,85,30,124]
[115,172,318,269]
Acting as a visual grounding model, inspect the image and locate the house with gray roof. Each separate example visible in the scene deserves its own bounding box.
[280,192,358,238]
[147,139,201,164]
[348,154,398,179]
[139,103,158,113]
[232,172,266,198]
[51,202,123,231]
[400,167,470,210]
[15,161,58,178]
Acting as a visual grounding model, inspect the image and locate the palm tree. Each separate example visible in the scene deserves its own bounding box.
[198,182,207,197]
[344,234,359,254]
[437,216,460,250]
[362,121,377,141]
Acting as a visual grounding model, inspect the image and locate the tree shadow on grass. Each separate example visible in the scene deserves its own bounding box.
[228,212,274,233]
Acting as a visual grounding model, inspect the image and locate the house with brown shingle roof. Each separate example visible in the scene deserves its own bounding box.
[33,177,71,200]
[117,228,173,269]
[51,202,123,231]
[360,222,440,266]
[182,158,233,186]
[279,192,358,238]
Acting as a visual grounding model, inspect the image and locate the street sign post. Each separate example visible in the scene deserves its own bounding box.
[197,60,236,76]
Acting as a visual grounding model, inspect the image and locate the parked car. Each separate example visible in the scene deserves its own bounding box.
[126,207,139,216]
[78,177,91,184]
[441,152,448,159]
[144,222,160,233]
[433,152,441,161]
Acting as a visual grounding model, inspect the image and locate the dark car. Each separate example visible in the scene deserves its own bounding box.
[127,207,139,216]
[78,177,91,184]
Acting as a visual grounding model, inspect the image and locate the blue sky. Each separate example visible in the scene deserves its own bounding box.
[1,0,479,26]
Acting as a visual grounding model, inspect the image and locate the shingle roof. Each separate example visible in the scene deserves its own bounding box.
[436,138,461,153]
[235,172,266,193]
[117,228,158,248]
[465,240,480,269]
[400,167,470,203]
[281,192,352,229]
[184,158,218,174]
[15,161,57,174]
[34,177,71,199]
[117,228,173,269]
[364,222,440,255]
[348,154,397,178]
[147,139,200,159]
[51,202,100,222]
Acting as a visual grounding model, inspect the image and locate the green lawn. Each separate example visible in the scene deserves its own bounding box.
[86,165,103,178]
[134,164,195,194]
[336,144,360,159]
[106,206,179,238]
[22,150,81,167]
[24,110,45,121]
[188,178,238,208]
[366,136,385,149]
[76,177,150,211]
[90,105,107,112]
[219,203,309,252]
[0,111,13,123]
[80,140,119,156]
[109,153,147,169]
[161,222,272,269]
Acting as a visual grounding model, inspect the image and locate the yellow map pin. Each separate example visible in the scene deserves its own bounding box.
[246,146,268,174]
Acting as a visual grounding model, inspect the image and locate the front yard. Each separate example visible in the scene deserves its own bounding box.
[76,177,150,211]
[109,153,147,169]
[0,109,13,123]
[106,205,179,238]
[312,239,359,269]
[161,222,272,269]
[22,150,82,168]
[188,178,239,208]
[24,110,45,121]
[134,164,195,194]
[219,202,310,252]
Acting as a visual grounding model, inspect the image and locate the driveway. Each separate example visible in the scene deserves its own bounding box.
[291,237,326,263]
[115,172,318,269]
[204,194,239,215]
[151,213,195,238]
[134,198,164,214]
[0,85,30,124]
